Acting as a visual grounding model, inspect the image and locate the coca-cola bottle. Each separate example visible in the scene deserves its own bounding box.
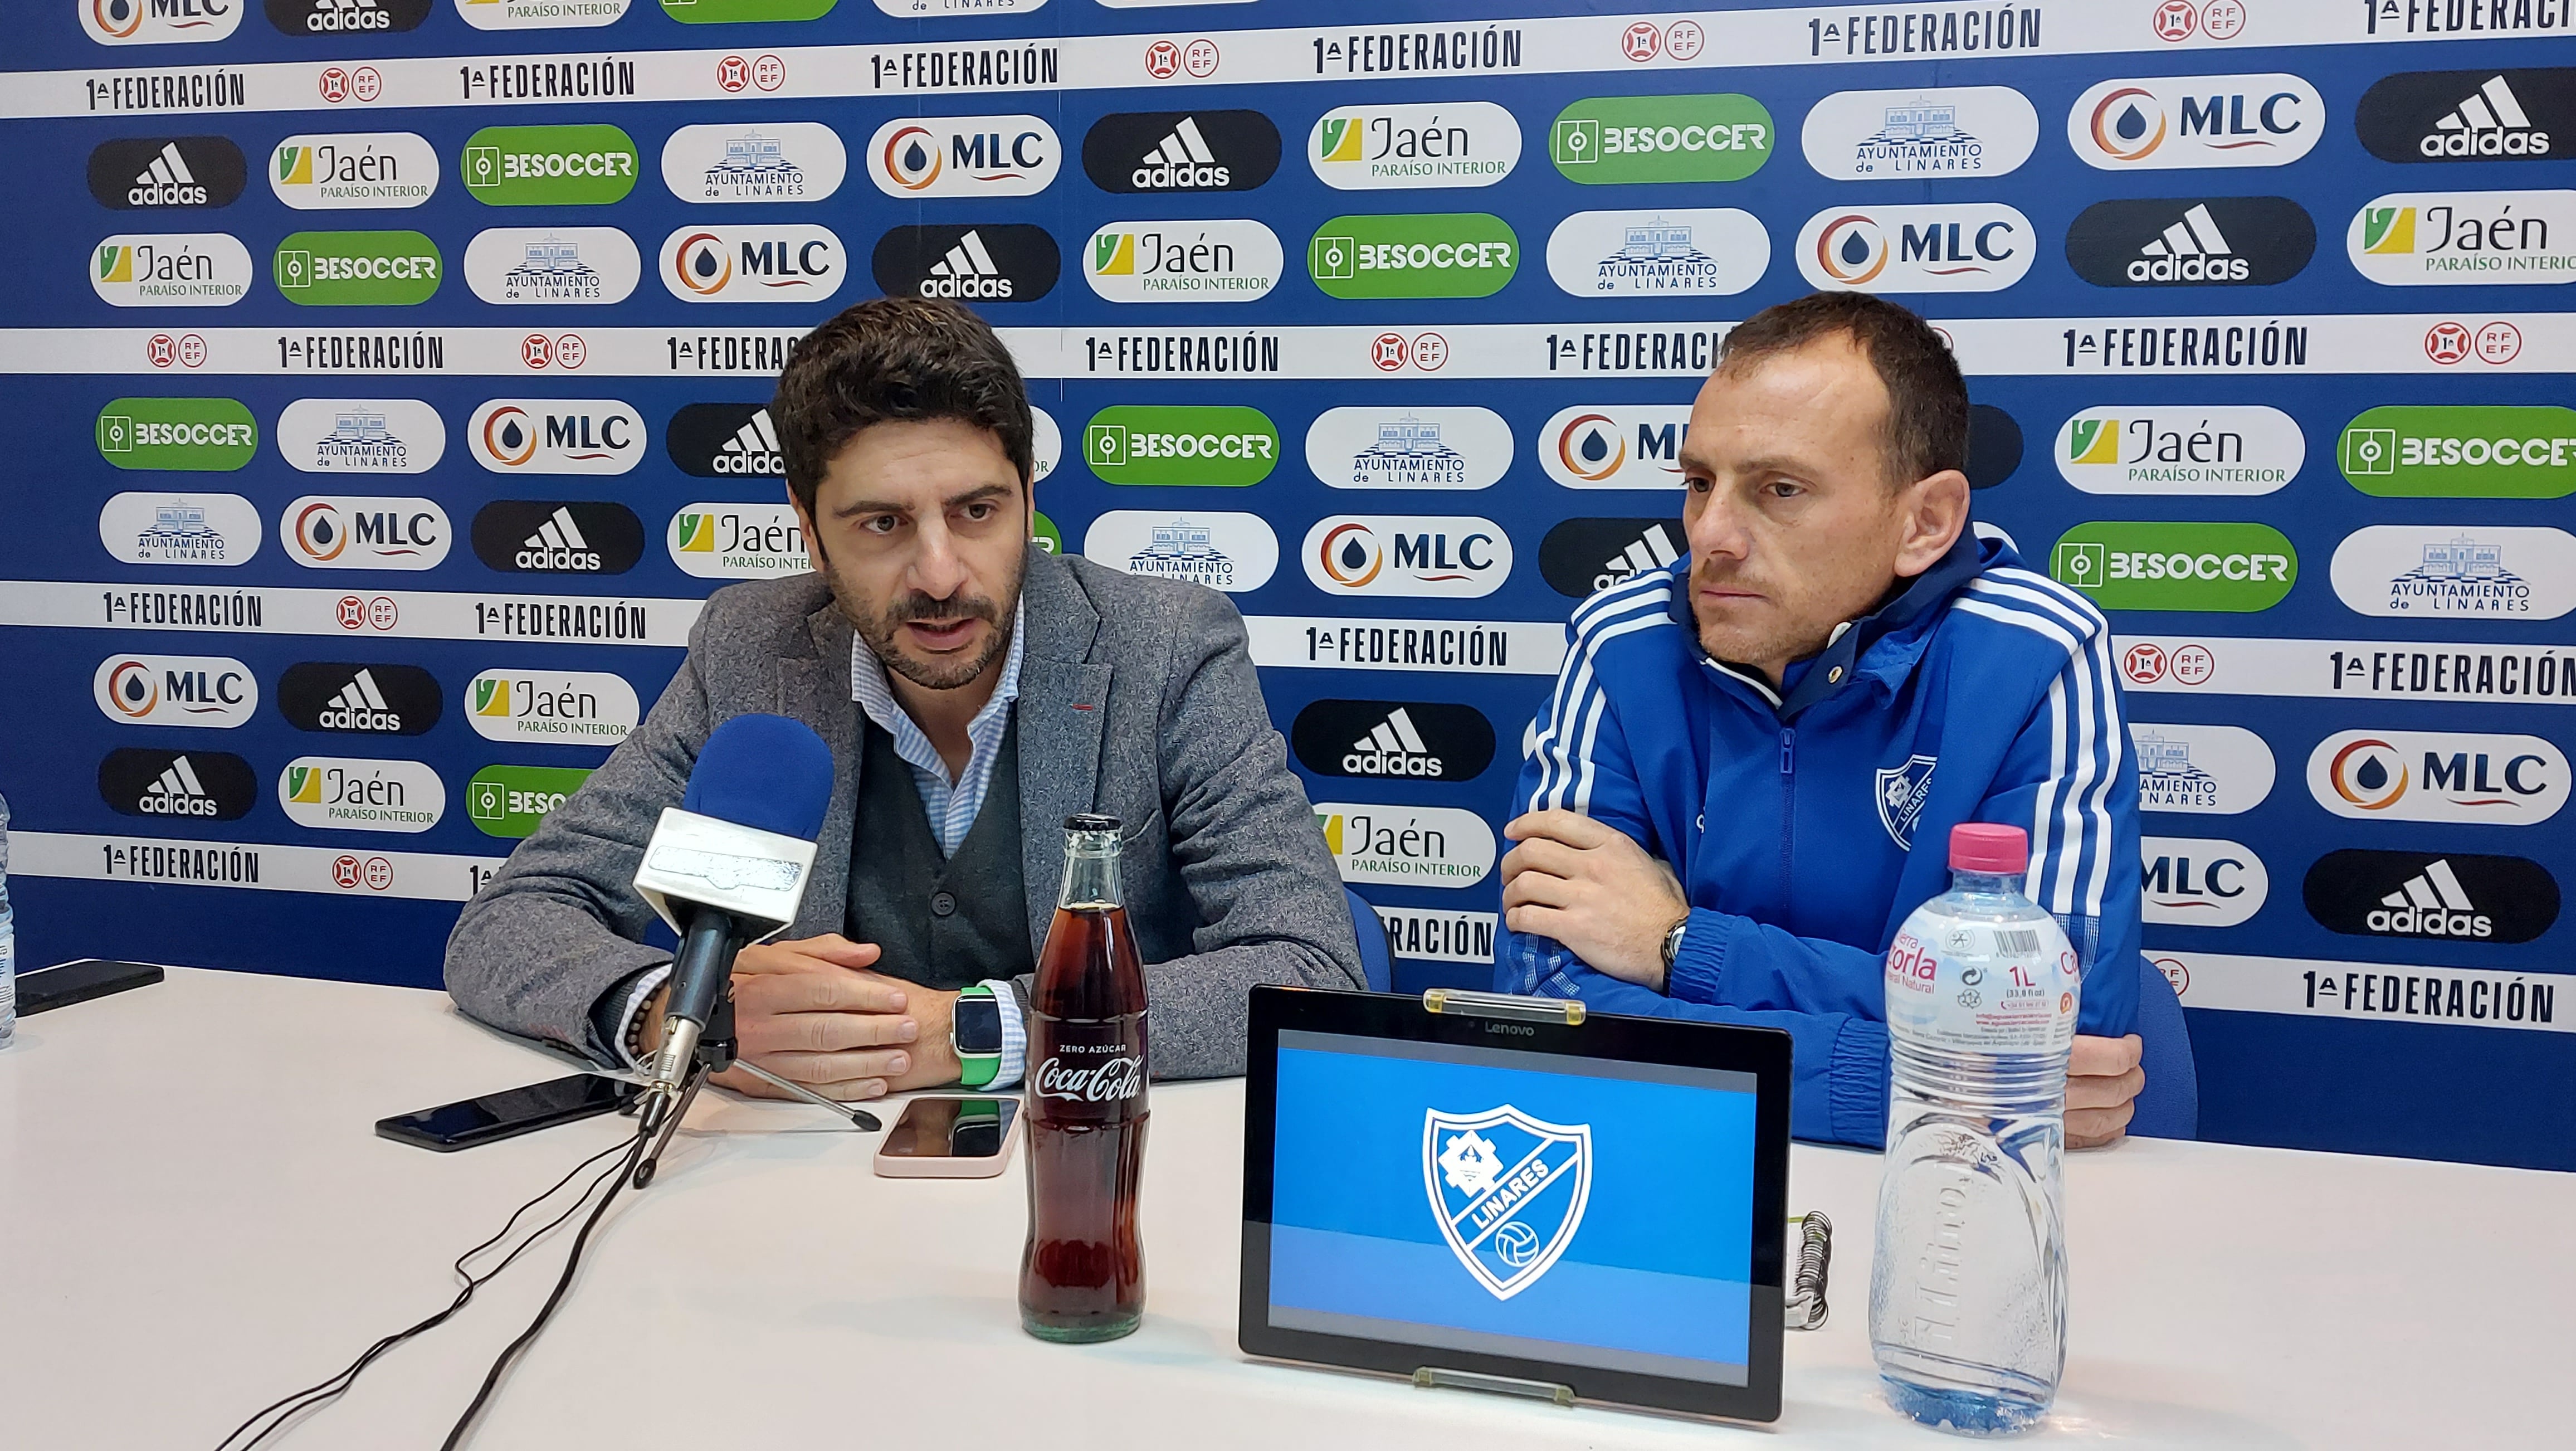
[1019,813,1150,1342]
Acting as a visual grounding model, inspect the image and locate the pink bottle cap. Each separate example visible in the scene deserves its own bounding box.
[1950,822,2028,874]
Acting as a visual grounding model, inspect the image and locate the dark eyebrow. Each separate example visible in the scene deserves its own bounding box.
[831,480,1014,520]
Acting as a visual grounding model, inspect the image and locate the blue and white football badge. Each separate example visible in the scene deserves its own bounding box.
[1423,1105,1593,1301]
[1876,753,1938,850]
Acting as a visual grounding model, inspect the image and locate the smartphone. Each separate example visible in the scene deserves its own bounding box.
[16,958,164,1016]
[874,1096,1021,1178]
[375,1073,641,1153]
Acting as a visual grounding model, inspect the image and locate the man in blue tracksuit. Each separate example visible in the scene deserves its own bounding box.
[1498,292,2145,1149]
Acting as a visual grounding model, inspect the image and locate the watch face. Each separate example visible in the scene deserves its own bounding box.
[954,995,1004,1055]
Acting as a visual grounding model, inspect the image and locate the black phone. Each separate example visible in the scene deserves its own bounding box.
[16,958,164,1016]
[375,1073,641,1153]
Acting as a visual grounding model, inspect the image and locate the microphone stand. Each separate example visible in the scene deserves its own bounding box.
[632,991,884,1189]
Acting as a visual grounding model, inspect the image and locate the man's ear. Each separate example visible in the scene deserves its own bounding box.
[1892,469,1970,579]
[787,485,828,573]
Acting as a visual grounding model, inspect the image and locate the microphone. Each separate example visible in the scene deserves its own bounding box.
[632,713,836,1117]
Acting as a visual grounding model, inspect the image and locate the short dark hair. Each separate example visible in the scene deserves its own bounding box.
[772,296,1033,515]
[1714,290,1967,488]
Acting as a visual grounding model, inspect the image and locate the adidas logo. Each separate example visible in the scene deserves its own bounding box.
[2368,859,2494,938]
[714,409,784,476]
[126,142,208,207]
[2421,75,2550,158]
[916,229,1016,301]
[1130,117,1232,190]
[516,506,603,572]
[136,755,219,817]
[1592,523,1682,593]
[319,669,404,732]
[296,0,396,33]
[1343,707,1447,778]
[2128,203,2247,283]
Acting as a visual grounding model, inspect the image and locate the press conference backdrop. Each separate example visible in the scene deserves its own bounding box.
[2,0,2569,1168]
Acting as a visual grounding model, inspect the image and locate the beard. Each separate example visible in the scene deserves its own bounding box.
[841,578,1017,692]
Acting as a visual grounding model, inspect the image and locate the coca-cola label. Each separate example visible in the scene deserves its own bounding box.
[1031,1015,1148,1106]
[1882,921,2080,1053]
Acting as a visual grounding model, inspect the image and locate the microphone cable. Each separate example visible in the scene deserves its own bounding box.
[212,1116,650,1451]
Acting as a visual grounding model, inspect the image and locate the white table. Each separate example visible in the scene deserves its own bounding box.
[1,967,2566,1449]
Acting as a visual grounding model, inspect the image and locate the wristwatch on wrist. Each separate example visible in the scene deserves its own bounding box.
[1657,916,1689,989]
[952,982,1004,1088]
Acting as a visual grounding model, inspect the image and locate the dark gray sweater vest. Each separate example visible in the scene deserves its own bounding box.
[844,715,1035,992]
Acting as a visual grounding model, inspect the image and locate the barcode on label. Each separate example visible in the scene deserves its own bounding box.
[1994,929,2043,956]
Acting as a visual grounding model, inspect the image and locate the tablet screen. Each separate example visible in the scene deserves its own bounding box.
[1263,1028,1762,1387]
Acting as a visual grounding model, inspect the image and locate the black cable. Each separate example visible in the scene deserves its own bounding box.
[439,1122,654,1450]
[213,1126,645,1451]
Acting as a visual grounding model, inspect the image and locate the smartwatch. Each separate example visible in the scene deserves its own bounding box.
[953,982,1004,1088]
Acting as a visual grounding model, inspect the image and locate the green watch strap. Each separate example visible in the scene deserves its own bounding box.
[954,982,1002,1088]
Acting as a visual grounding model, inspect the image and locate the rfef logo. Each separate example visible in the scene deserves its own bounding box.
[82,0,243,44]
[1308,213,1518,300]
[1314,803,1496,887]
[2338,406,2576,499]
[275,398,444,474]
[1303,515,1511,598]
[282,495,449,569]
[1082,220,1282,303]
[2064,197,2315,286]
[870,224,1058,304]
[462,227,641,305]
[95,396,257,470]
[865,114,1060,197]
[1084,110,1280,193]
[1538,405,1692,489]
[269,132,438,209]
[1539,517,1685,597]
[2347,189,2576,287]
[1799,86,2038,181]
[99,748,257,820]
[2054,406,2301,496]
[278,663,441,734]
[669,503,808,580]
[1083,405,1279,486]
[87,137,247,209]
[99,491,263,566]
[2048,520,2295,612]
[1794,204,2032,293]
[2303,850,2559,944]
[2141,836,2267,927]
[264,0,429,33]
[660,123,847,204]
[2067,75,2324,169]
[465,668,639,744]
[1081,512,1278,592]
[2330,525,2576,621]
[1304,407,1511,491]
[93,655,257,728]
[467,399,645,475]
[660,225,845,303]
[2307,729,2567,824]
[277,756,444,833]
[272,230,442,305]
[470,500,645,574]
[2356,69,2570,163]
[666,403,784,478]
[1292,699,1495,782]
[1548,94,1773,184]
[1544,208,1767,297]
[91,232,252,306]
[467,764,596,839]
[1309,102,1522,190]
[461,124,639,206]
[2130,722,2275,815]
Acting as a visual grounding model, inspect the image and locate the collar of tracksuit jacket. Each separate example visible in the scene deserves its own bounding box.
[1683,529,1991,723]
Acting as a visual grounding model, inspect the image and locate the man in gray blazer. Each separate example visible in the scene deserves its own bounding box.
[445,297,1359,1101]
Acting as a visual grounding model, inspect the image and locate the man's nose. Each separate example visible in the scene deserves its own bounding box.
[908,518,968,597]
[1686,488,1753,562]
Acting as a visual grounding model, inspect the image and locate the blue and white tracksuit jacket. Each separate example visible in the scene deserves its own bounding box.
[1499,533,2141,1147]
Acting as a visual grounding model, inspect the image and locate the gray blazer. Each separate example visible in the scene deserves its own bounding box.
[443,546,1362,1079]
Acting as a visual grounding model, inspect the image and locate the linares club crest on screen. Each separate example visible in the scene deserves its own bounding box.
[1423,1104,1592,1301]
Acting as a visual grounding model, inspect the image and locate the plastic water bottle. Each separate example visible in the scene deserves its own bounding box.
[1870,822,2082,1435]
[1,791,16,1048]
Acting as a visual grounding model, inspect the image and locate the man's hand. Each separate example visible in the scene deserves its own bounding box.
[2068,1034,2144,1149]
[642,934,962,1102]
[1500,809,1689,989]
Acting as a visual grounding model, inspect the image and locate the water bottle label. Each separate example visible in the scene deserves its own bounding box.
[1885,921,2080,1051]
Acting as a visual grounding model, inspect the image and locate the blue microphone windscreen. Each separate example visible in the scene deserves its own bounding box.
[682,713,835,843]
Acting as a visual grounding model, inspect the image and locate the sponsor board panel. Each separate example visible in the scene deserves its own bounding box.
[465,666,640,743]
[466,763,596,839]
[1084,109,1280,193]
[2159,951,2571,1036]
[1302,515,1513,599]
[8,830,502,903]
[469,500,645,574]
[460,123,639,206]
[99,491,264,566]
[2347,189,2576,287]
[1794,203,2034,293]
[2306,729,2565,825]
[2067,74,2325,171]
[2130,722,2275,815]
[91,232,252,306]
[281,494,451,570]
[95,397,257,470]
[658,224,846,303]
[92,653,257,727]
[1308,101,1521,191]
[2337,406,2576,498]
[98,747,258,820]
[2303,849,2559,944]
[1537,405,1692,488]
[275,398,444,474]
[864,114,1060,197]
[2331,525,2576,620]
[1373,905,1499,965]
[462,226,641,305]
[1243,616,1564,676]
[1544,207,1767,297]
[1314,802,1495,888]
[1083,404,1278,485]
[2048,520,2296,611]
[1305,406,1510,490]
[269,132,440,210]
[88,136,248,210]
[1799,85,2038,180]
[1290,698,1495,781]
[1080,510,1277,592]
[2355,68,2573,164]
[277,756,445,833]
[2114,635,2576,705]
[2143,835,2268,928]
[668,502,808,578]
[0,579,700,646]
[467,398,645,474]
[661,122,847,203]
[276,661,442,734]
[2055,405,2300,495]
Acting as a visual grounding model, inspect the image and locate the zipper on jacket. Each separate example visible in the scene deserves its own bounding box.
[1777,727,1796,910]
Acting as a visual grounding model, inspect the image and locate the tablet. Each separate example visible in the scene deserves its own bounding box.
[1239,986,1793,1423]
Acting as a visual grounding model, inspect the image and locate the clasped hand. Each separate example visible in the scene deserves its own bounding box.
[645,934,960,1101]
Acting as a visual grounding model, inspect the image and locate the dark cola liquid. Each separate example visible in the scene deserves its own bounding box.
[1019,902,1149,1342]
